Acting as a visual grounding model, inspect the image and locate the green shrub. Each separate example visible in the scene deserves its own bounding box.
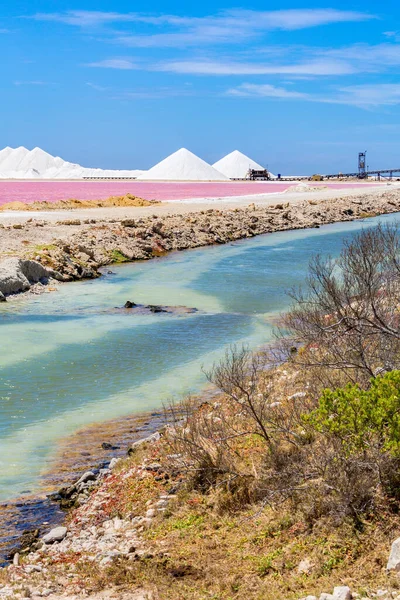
[306,371,400,457]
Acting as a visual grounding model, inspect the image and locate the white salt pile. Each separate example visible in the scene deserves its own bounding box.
[213,150,266,180]
[0,146,144,180]
[137,148,228,181]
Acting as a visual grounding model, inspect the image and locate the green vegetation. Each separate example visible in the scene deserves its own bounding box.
[110,249,130,263]
[307,371,400,457]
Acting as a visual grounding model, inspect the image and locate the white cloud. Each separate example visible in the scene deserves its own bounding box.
[155,59,355,76]
[227,83,308,98]
[13,80,52,86]
[86,82,107,91]
[29,9,374,48]
[86,59,138,70]
[331,84,400,107]
[29,11,138,27]
[325,43,400,67]
[113,87,194,100]
[225,82,400,108]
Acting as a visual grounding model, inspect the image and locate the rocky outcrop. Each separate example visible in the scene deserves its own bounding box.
[27,190,400,287]
[1,189,400,300]
[0,258,62,300]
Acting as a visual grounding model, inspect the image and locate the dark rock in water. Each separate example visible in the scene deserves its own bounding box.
[111,303,198,316]
[101,442,120,450]
[124,300,137,308]
[7,529,40,559]
[147,305,167,313]
[107,271,115,275]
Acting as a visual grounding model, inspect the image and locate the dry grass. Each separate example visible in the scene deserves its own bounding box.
[68,388,400,600]
[74,479,400,600]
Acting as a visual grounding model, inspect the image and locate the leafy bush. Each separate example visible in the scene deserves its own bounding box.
[307,371,400,458]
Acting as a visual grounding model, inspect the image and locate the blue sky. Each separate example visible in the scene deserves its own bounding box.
[1,1,400,174]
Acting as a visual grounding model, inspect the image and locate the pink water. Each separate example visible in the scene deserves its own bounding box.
[0,181,379,206]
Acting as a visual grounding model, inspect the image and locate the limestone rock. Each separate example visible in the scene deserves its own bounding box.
[387,537,400,572]
[127,432,161,455]
[0,258,61,297]
[42,526,67,544]
[333,587,352,600]
[75,471,96,486]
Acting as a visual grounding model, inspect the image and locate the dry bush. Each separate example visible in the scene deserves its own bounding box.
[165,345,400,527]
[278,222,400,388]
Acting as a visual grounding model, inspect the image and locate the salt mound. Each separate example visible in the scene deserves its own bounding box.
[0,146,145,180]
[18,147,67,173]
[213,150,265,179]
[138,148,228,181]
[0,147,30,172]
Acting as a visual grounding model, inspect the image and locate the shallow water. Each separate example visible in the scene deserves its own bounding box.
[1,213,399,501]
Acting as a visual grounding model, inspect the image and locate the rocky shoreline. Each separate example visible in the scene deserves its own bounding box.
[0,410,167,568]
[2,414,400,600]
[1,188,400,300]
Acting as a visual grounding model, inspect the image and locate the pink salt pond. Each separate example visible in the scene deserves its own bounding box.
[0,180,380,207]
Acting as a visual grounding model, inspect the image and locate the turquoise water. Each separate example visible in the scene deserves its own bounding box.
[1,214,399,500]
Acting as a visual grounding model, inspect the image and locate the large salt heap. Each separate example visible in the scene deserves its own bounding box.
[137,148,228,181]
[213,150,266,180]
[0,146,145,179]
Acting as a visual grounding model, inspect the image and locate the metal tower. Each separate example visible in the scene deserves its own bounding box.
[358,152,367,179]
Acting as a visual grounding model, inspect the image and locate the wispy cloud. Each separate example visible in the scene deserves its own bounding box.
[225,82,400,108]
[227,83,308,98]
[155,58,355,76]
[331,84,400,107]
[29,9,374,48]
[13,80,52,86]
[86,82,108,91]
[324,43,400,68]
[86,59,138,70]
[113,87,194,99]
[29,11,138,28]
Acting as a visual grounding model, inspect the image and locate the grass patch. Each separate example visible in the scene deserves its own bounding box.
[110,249,130,263]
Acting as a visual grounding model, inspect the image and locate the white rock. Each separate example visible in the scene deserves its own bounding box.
[146,508,156,518]
[320,595,334,600]
[42,526,67,544]
[387,537,400,571]
[333,587,352,600]
[75,470,96,485]
[109,457,121,470]
[0,258,60,297]
[297,557,313,574]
